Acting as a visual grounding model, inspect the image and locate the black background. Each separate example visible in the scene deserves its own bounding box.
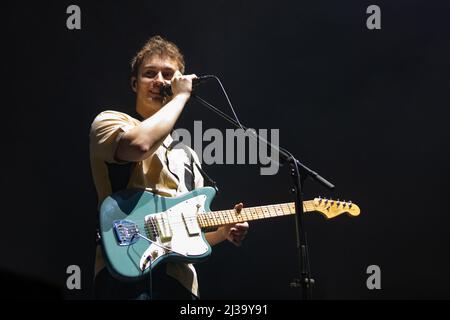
[2,0,450,299]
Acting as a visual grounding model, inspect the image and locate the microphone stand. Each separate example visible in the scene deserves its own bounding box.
[192,94,335,300]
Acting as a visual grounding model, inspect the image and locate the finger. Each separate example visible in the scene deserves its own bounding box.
[231,226,247,233]
[235,222,249,229]
[233,231,247,238]
[234,202,243,209]
[234,230,248,237]
[234,203,244,214]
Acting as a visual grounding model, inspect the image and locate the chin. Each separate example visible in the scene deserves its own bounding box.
[146,97,162,106]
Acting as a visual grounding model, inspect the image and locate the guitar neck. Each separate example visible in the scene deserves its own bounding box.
[198,201,315,229]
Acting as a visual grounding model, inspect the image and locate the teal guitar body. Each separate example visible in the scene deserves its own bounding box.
[99,187,216,281]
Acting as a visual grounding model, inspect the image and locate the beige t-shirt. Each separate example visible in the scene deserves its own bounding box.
[89,110,204,297]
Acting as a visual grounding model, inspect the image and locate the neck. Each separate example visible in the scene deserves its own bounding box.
[197,201,316,229]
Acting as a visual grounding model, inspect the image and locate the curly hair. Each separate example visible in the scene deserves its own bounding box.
[130,35,185,77]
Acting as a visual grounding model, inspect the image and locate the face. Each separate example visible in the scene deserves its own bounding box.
[133,54,179,119]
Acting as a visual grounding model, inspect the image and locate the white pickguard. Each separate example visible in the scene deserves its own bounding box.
[139,194,209,270]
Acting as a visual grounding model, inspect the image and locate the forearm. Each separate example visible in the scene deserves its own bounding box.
[116,94,189,162]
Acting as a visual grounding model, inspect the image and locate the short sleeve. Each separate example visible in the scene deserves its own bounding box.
[89,110,138,164]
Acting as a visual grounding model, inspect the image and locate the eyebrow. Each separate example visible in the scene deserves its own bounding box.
[142,65,176,72]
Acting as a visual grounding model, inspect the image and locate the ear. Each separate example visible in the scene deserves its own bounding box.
[131,77,137,92]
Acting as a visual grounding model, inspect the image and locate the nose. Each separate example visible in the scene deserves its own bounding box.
[154,71,164,84]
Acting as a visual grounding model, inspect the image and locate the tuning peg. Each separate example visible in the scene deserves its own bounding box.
[337,199,340,206]
[348,200,352,208]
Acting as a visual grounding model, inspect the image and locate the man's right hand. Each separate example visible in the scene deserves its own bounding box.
[170,71,198,98]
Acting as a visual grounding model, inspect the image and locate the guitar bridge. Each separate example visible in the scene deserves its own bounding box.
[112,219,139,246]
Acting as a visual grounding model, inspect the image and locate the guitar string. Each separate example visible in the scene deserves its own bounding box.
[117,202,333,240]
[128,206,295,236]
[146,203,299,227]
[110,200,345,236]
[109,200,349,237]
[121,204,307,238]
[110,204,351,244]
[123,202,332,236]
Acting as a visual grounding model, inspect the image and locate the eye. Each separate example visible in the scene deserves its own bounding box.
[162,71,174,80]
[144,70,157,78]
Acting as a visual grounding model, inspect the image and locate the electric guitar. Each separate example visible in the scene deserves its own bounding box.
[99,187,360,281]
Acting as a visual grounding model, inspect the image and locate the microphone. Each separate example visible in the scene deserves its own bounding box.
[160,75,215,97]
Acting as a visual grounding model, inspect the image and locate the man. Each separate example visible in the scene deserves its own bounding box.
[89,35,249,299]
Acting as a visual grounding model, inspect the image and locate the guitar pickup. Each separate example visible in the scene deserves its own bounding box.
[155,213,172,242]
[182,212,201,236]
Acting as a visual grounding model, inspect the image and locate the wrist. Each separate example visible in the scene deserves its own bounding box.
[219,226,228,242]
[173,92,191,101]
[205,227,227,246]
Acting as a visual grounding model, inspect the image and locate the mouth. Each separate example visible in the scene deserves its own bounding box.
[148,91,163,99]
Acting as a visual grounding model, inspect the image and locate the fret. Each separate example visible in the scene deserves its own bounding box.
[218,210,225,225]
[226,210,236,224]
[217,211,224,225]
[239,208,248,221]
[248,207,257,220]
[262,206,269,217]
[197,214,204,227]
[237,208,245,222]
[206,212,214,227]
[274,204,284,216]
[243,208,252,220]
[255,207,261,219]
[256,206,263,218]
[225,210,233,224]
[268,205,277,217]
[273,205,280,217]
[271,205,278,216]
[200,213,208,228]
[241,209,250,221]
[199,213,206,228]
[224,210,233,224]
[244,208,250,219]
[284,204,291,215]
[212,211,219,225]
[262,206,270,217]
[221,210,230,224]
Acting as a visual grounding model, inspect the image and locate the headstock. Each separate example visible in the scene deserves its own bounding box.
[312,197,361,219]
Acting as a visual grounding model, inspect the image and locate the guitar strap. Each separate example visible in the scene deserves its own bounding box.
[166,139,219,193]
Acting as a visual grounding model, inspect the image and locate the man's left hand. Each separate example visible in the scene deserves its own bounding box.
[222,203,249,247]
